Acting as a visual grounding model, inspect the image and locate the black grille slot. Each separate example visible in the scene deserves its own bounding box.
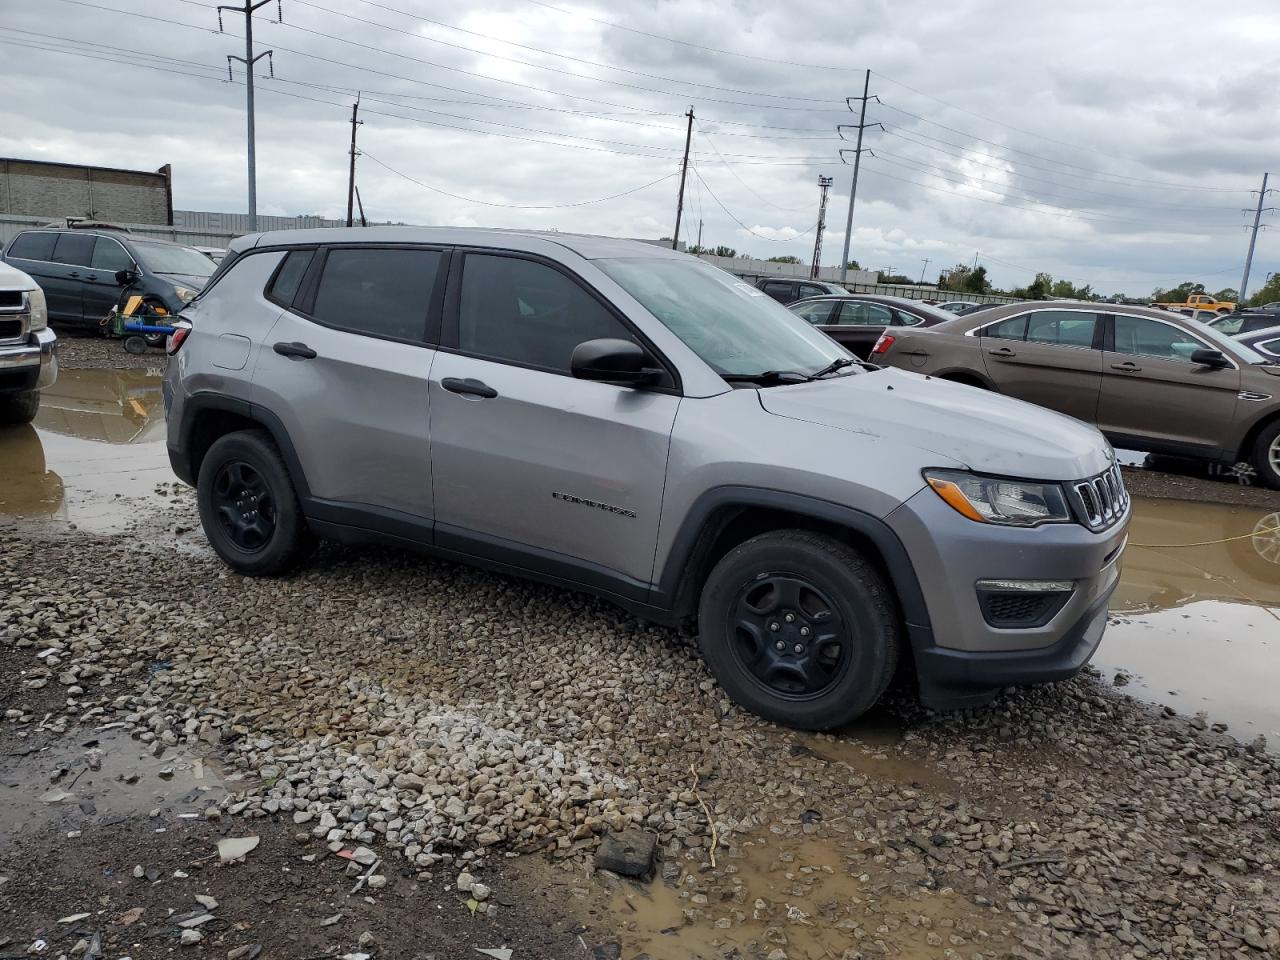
[1071,464,1129,531]
[977,589,1071,628]
[0,291,22,309]
[0,318,22,339]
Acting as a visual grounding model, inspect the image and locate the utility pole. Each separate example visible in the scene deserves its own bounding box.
[696,218,703,251]
[810,176,833,279]
[972,250,980,271]
[354,185,368,227]
[218,0,280,232]
[346,93,362,227]
[837,70,880,283]
[918,258,931,284]
[1239,172,1274,303]
[672,107,694,250]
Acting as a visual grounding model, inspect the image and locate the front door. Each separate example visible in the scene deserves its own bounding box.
[1098,313,1241,456]
[429,250,679,593]
[253,244,446,522]
[979,309,1104,423]
[84,235,136,322]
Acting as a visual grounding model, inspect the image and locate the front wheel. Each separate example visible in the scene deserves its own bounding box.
[196,429,312,575]
[696,530,900,730]
[0,389,40,425]
[1252,420,1280,490]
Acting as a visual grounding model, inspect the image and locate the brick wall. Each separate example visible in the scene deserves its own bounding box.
[0,159,171,225]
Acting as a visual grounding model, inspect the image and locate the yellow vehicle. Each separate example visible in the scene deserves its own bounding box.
[1154,293,1236,314]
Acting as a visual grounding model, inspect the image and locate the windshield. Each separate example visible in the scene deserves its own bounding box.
[132,241,216,278]
[1195,319,1267,363]
[597,258,849,378]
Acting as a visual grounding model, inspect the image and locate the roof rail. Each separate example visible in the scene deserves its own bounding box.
[40,217,133,233]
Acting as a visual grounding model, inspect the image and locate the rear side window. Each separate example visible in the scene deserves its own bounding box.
[836,301,893,326]
[6,232,58,262]
[308,247,442,342]
[91,237,133,272]
[456,254,632,374]
[267,249,314,306]
[798,284,827,299]
[983,315,1028,340]
[761,281,792,301]
[52,233,95,266]
[1026,310,1096,347]
[790,301,832,324]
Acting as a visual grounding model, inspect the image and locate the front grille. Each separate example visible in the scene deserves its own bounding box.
[0,291,22,309]
[0,317,22,340]
[977,589,1071,628]
[1071,464,1128,531]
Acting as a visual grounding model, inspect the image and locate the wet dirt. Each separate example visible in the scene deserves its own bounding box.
[0,727,240,854]
[0,367,175,534]
[1100,496,1280,739]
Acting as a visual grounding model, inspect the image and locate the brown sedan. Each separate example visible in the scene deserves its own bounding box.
[872,301,1280,488]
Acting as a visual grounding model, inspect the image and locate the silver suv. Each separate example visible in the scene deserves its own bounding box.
[164,229,1130,730]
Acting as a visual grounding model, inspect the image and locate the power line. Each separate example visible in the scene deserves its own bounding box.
[694,121,811,213]
[359,150,679,208]
[691,168,818,243]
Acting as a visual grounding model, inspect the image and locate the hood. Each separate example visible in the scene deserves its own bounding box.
[758,368,1115,481]
[0,259,37,290]
[156,273,210,291]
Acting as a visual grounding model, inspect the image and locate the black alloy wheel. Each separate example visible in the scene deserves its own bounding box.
[210,460,277,553]
[731,574,850,699]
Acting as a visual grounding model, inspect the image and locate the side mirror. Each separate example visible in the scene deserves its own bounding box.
[115,269,138,286]
[570,338,660,386]
[1190,348,1230,369]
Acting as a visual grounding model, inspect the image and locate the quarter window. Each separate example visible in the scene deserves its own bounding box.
[983,315,1028,340]
[1026,310,1097,348]
[51,233,96,267]
[836,301,893,326]
[457,254,632,373]
[91,237,133,272]
[309,247,442,342]
[1112,315,1206,362]
[5,232,57,261]
[268,249,315,306]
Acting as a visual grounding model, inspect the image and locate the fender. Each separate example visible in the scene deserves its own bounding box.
[174,392,311,498]
[652,485,934,645]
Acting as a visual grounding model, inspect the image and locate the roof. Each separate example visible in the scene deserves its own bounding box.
[237,226,689,261]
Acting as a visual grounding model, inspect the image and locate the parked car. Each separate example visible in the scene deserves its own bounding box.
[1210,310,1280,336]
[873,301,1280,487]
[0,258,57,424]
[788,294,956,358]
[167,228,1129,730]
[938,300,979,314]
[1,227,216,331]
[955,302,1003,317]
[1237,324,1280,361]
[753,277,849,304]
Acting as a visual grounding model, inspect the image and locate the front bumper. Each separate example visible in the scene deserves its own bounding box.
[0,327,58,392]
[886,483,1129,709]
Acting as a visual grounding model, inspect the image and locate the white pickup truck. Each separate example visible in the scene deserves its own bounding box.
[0,258,57,424]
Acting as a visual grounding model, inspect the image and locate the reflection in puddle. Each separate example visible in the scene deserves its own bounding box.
[0,728,239,851]
[1099,497,1280,739]
[0,367,172,532]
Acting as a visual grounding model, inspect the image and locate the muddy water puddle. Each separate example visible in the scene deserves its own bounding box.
[1099,496,1280,739]
[0,367,176,533]
[0,728,241,850]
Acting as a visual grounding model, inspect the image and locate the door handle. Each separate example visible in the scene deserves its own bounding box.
[987,347,1016,358]
[1110,361,1141,372]
[441,377,498,399]
[69,271,80,278]
[273,341,317,360]
[84,274,97,281]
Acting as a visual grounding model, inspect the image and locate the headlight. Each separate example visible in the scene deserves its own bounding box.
[26,287,48,331]
[174,287,197,303]
[924,469,1071,526]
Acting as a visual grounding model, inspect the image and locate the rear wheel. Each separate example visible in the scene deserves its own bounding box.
[1252,420,1280,490]
[696,530,900,730]
[0,390,40,425]
[197,429,312,575]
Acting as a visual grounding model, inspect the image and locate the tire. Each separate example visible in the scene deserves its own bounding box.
[1252,419,1280,490]
[196,429,312,575]
[0,390,40,425]
[696,530,900,730]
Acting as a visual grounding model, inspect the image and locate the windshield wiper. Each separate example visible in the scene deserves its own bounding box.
[720,370,810,385]
[806,357,857,380]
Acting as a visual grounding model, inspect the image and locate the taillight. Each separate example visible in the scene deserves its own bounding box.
[167,322,192,355]
[871,333,895,356]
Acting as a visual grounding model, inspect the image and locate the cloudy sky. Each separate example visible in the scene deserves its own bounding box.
[1,0,1277,296]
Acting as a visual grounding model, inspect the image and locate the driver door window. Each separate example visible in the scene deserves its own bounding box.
[1112,315,1206,362]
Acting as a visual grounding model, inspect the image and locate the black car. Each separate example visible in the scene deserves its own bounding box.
[787,294,956,358]
[1208,310,1280,337]
[1237,323,1280,360]
[1,227,215,330]
[754,277,849,304]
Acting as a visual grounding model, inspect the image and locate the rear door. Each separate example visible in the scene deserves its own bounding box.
[84,235,135,321]
[821,299,894,358]
[47,232,97,323]
[979,309,1104,422]
[253,244,446,522]
[428,250,679,593]
[1098,312,1240,456]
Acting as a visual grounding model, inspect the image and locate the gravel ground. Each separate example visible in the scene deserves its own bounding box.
[3,489,1279,960]
[1120,462,1280,510]
[52,327,167,371]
